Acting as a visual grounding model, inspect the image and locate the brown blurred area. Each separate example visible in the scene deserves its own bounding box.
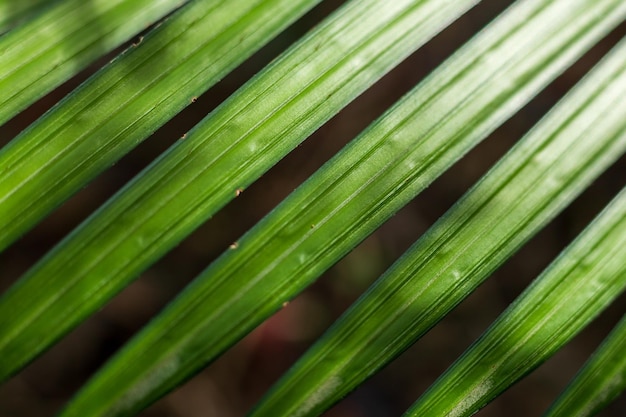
[1,1,625,416]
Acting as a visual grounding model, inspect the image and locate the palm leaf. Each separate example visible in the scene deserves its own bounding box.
[0,0,624,416]
[404,182,626,417]
[0,0,479,382]
[542,313,626,417]
[0,0,187,125]
[0,0,323,251]
[248,30,626,417]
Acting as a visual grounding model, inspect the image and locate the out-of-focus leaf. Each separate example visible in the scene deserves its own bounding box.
[0,0,188,126]
[0,0,55,33]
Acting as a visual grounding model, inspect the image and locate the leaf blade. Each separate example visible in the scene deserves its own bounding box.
[0,0,322,251]
[541,314,626,417]
[249,26,626,417]
[0,0,188,126]
[0,0,54,33]
[57,0,626,416]
[0,0,481,389]
[404,186,626,417]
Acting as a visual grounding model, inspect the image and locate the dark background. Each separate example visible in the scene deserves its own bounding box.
[1,1,625,416]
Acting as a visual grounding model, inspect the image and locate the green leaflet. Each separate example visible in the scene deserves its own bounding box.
[541,314,626,417]
[404,187,626,417]
[249,26,626,417]
[0,0,54,33]
[56,0,626,416]
[0,0,481,390]
[0,0,321,251]
[0,0,187,126]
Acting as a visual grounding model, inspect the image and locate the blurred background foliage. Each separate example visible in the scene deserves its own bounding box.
[0,0,625,416]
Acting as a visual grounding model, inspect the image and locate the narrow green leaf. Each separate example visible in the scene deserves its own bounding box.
[58,1,626,416]
[249,32,626,417]
[0,0,54,33]
[0,0,480,389]
[0,0,321,251]
[405,186,626,417]
[542,314,626,417]
[0,0,187,126]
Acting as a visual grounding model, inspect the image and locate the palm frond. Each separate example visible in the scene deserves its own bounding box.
[0,0,624,416]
